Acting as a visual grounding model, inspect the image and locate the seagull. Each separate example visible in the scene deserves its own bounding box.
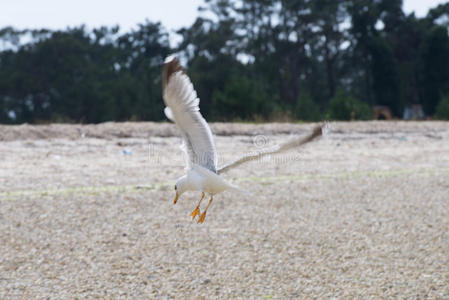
[162,56,323,223]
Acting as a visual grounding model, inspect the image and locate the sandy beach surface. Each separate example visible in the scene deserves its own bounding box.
[0,121,448,299]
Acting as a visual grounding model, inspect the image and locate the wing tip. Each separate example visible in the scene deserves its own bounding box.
[163,55,184,89]
[313,124,324,138]
[164,55,177,64]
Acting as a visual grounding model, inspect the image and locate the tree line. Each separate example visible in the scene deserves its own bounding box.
[1,0,449,124]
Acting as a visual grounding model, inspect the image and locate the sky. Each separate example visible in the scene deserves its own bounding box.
[0,0,447,34]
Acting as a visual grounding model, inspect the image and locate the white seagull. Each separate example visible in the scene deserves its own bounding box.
[162,56,323,223]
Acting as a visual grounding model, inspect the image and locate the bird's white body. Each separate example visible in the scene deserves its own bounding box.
[186,165,236,195]
[162,55,322,222]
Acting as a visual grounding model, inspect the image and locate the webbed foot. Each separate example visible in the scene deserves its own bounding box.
[198,212,207,223]
[190,207,200,219]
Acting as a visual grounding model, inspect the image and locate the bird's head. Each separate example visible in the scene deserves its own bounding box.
[173,175,189,204]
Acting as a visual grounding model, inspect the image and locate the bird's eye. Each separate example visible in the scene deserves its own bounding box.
[174,185,177,190]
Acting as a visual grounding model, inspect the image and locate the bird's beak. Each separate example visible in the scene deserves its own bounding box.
[173,192,179,204]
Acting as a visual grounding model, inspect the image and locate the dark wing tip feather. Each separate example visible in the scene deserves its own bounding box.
[307,125,323,142]
[163,55,184,90]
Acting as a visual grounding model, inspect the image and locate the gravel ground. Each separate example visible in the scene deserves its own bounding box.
[0,121,448,299]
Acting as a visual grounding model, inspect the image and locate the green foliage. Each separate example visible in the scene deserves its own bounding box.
[0,22,169,123]
[435,95,449,120]
[369,37,402,115]
[0,1,449,123]
[295,92,322,122]
[212,74,272,121]
[326,91,371,121]
[420,26,449,115]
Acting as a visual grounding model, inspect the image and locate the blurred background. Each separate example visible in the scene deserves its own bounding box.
[1,0,448,124]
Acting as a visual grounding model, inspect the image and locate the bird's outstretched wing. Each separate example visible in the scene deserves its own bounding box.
[162,56,217,173]
[217,125,323,174]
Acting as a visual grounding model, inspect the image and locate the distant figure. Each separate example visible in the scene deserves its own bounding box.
[372,106,393,120]
[403,104,425,120]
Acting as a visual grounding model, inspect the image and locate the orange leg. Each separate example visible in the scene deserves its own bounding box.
[190,192,205,219]
[198,196,213,223]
